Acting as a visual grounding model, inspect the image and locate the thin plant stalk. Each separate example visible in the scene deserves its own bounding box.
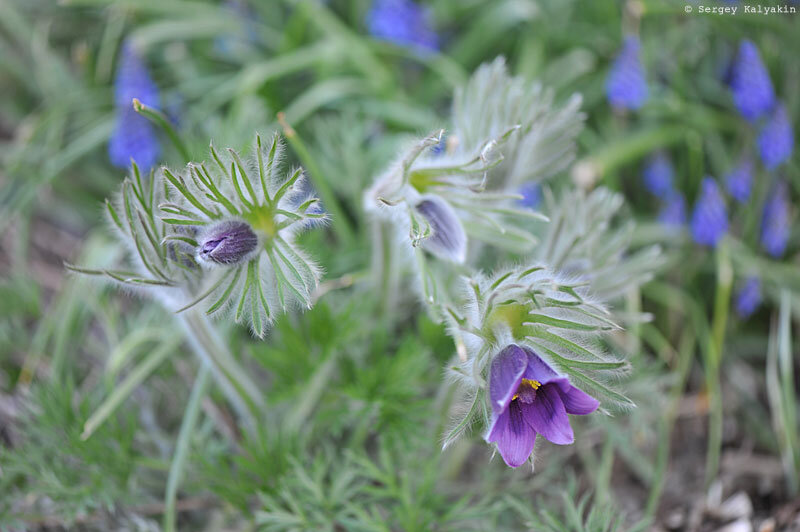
[178,309,265,430]
[705,240,732,486]
[164,363,211,532]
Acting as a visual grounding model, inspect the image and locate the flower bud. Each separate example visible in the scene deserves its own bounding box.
[415,195,467,263]
[197,220,259,265]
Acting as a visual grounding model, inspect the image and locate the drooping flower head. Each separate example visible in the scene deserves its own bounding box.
[109,41,161,170]
[690,177,728,247]
[725,159,754,203]
[80,133,326,338]
[729,40,775,122]
[760,181,791,258]
[758,105,794,170]
[658,192,687,228]
[605,36,648,110]
[366,0,438,52]
[485,345,598,467]
[735,276,762,319]
[642,152,674,198]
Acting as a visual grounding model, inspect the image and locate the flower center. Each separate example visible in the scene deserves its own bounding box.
[512,378,541,404]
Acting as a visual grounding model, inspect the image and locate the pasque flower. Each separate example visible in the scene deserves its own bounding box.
[758,104,793,170]
[690,177,728,247]
[606,36,648,110]
[367,0,438,52]
[486,345,598,468]
[725,159,754,203]
[414,195,467,263]
[761,181,790,257]
[729,40,775,122]
[109,41,161,170]
[197,220,259,265]
[642,152,674,198]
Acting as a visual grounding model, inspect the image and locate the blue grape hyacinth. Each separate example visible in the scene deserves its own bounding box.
[517,182,541,209]
[658,192,687,228]
[109,42,161,170]
[690,177,728,247]
[761,181,790,257]
[758,105,793,170]
[366,0,438,52]
[735,276,762,319]
[643,152,674,198]
[725,159,753,203]
[606,36,648,110]
[729,40,775,122]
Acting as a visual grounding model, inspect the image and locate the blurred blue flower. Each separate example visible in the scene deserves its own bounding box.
[760,181,790,257]
[658,192,687,228]
[724,159,753,203]
[605,36,648,110]
[757,104,793,170]
[517,182,541,209]
[109,42,160,170]
[366,0,438,52]
[642,152,674,198]
[729,40,775,122]
[690,177,728,247]
[735,276,761,319]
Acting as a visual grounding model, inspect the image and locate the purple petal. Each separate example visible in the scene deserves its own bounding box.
[557,385,599,415]
[521,385,574,445]
[489,345,528,415]
[415,196,467,263]
[520,347,562,385]
[486,403,536,468]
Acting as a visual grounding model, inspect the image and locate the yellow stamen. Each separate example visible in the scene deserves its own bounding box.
[511,378,541,400]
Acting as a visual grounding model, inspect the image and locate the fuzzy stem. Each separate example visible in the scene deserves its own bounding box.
[164,363,210,532]
[178,309,265,430]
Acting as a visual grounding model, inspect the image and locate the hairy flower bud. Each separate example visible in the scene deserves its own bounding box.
[415,196,467,263]
[197,220,259,265]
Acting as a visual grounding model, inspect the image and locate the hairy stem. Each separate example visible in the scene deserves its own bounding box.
[178,309,265,430]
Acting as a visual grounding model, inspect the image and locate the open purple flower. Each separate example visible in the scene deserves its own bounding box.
[758,104,793,170]
[725,159,753,203]
[485,345,599,468]
[642,152,674,198]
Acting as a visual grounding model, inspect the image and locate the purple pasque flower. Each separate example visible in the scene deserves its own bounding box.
[725,158,754,203]
[735,276,762,319]
[760,181,791,257]
[415,195,467,263]
[642,152,674,198]
[729,40,775,122]
[690,177,728,247]
[605,36,648,110]
[109,41,161,170]
[658,192,687,228]
[485,345,599,468]
[517,182,541,209]
[366,0,438,52]
[758,104,794,170]
[197,220,259,265]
